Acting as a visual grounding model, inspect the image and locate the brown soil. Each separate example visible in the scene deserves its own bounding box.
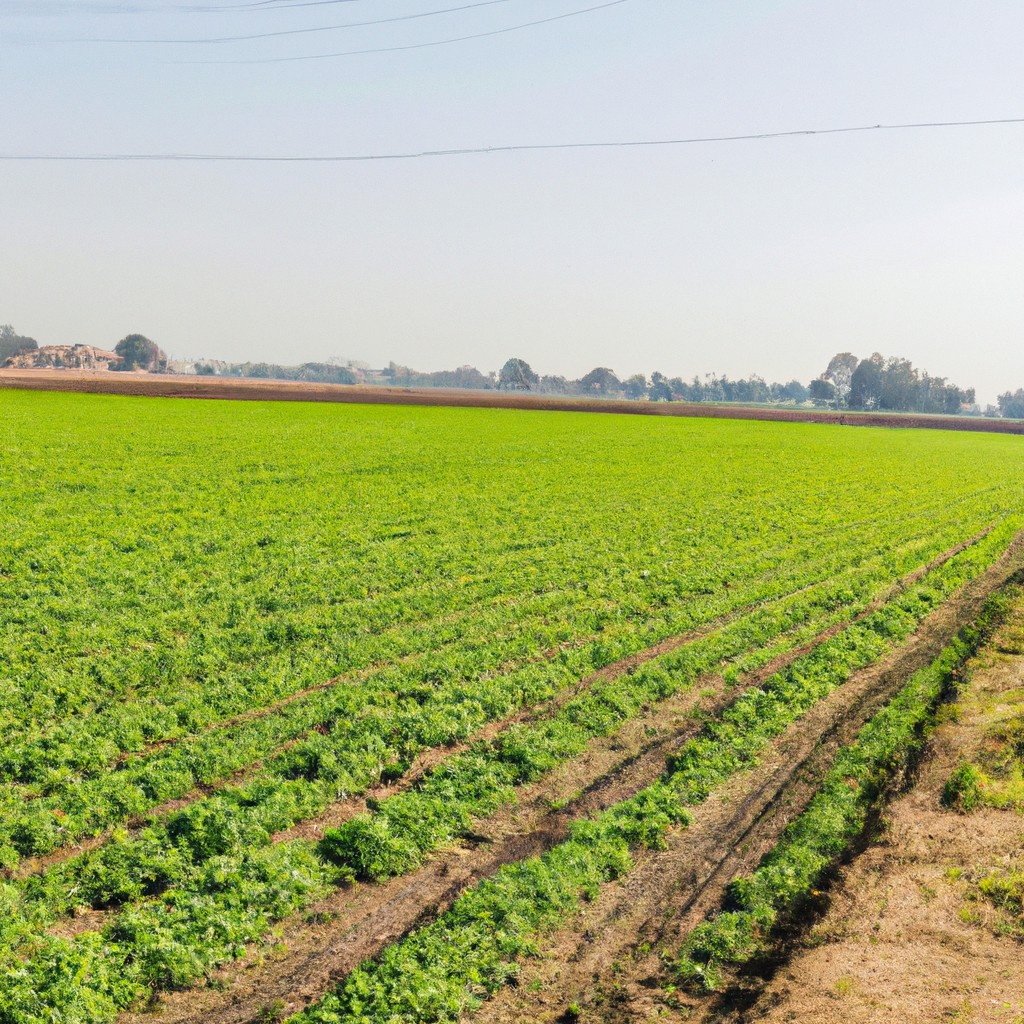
[119,533,1023,1024]
[3,369,1022,435]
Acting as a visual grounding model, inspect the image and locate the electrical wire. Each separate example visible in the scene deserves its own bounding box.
[79,0,518,44]
[180,0,631,63]
[2,117,1021,162]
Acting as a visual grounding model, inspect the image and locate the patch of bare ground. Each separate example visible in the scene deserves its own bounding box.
[119,534,1020,1024]
[683,594,1024,1024]
[453,536,1024,1024]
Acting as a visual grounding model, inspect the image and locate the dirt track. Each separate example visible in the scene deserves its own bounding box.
[2,369,1022,435]
[707,588,1024,1024]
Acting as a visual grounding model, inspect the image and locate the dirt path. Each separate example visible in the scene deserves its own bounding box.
[696,589,1024,1024]
[120,535,1023,1024]
[3,369,1022,435]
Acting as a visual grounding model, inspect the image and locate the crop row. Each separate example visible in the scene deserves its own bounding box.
[281,527,1013,1024]
[4,393,1015,758]
[9,397,964,742]
[0,520,970,868]
[4,489,987,790]
[0,521,1012,1023]
[7,539,922,927]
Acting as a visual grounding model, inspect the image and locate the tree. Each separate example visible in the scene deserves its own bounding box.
[648,371,673,402]
[623,374,648,400]
[878,356,917,411]
[114,334,165,371]
[578,367,622,396]
[776,379,809,403]
[808,378,837,407]
[823,352,858,407]
[497,358,539,391]
[539,374,570,394]
[848,354,883,410]
[998,389,1024,420]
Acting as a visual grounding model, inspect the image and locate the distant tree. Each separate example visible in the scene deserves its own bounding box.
[837,351,973,414]
[577,367,622,396]
[998,389,1024,419]
[950,385,975,414]
[114,334,165,371]
[878,356,917,411]
[539,374,570,395]
[702,374,726,403]
[809,378,837,407]
[823,352,858,407]
[648,371,673,402]
[195,363,216,376]
[848,353,884,409]
[296,362,358,385]
[723,374,770,404]
[776,379,809,403]
[623,374,648,400]
[0,324,39,362]
[498,357,539,391]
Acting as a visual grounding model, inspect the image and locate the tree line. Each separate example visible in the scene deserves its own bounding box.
[811,352,976,415]
[6,322,1024,418]
[492,358,811,404]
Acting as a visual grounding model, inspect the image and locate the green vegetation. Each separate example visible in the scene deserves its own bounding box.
[3,389,1024,1021]
[974,868,1024,937]
[288,543,1010,1024]
[942,685,1024,813]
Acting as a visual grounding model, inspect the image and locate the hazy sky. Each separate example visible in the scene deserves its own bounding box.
[2,1,1022,402]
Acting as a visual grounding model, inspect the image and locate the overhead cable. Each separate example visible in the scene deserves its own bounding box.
[3,117,1022,162]
[78,0,517,44]
[180,0,631,63]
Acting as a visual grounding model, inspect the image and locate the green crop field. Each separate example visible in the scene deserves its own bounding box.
[2,388,1024,1023]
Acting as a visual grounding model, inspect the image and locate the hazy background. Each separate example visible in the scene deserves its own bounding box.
[2,0,1022,402]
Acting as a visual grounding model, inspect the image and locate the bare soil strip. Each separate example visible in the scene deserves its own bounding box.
[119,531,1020,1024]
[3,369,1021,435]
[696,592,1024,1024]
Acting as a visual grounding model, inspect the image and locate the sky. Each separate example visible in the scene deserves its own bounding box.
[1,0,1022,404]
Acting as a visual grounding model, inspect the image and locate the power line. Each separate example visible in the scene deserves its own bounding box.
[78,0,518,44]
[224,0,406,9]
[180,0,631,63]
[2,118,1022,162]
